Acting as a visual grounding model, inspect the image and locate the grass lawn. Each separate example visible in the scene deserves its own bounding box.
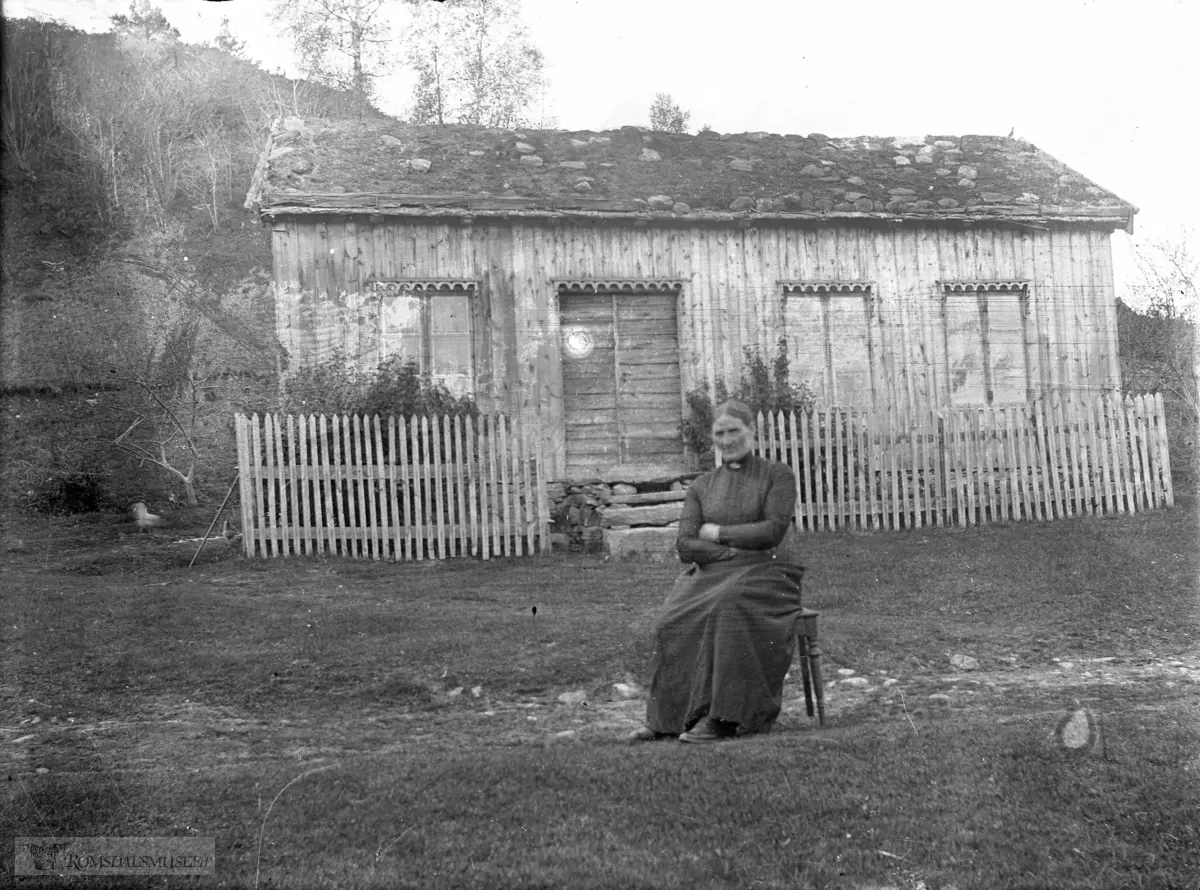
[1,494,1198,889]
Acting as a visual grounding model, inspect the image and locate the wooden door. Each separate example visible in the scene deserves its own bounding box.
[560,291,683,479]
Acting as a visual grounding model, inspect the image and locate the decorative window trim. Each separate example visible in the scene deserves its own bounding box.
[554,278,684,294]
[780,281,874,296]
[376,280,478,398]
[369,279,479,294]
[939,280,1029,294]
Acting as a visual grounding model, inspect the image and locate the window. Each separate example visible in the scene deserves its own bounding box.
[374,280,477,397]
[940,281,1029,405]
[781,282,875,407]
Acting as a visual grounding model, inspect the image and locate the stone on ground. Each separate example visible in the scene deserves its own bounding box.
[950,654,979,670]
[605,527,676,559]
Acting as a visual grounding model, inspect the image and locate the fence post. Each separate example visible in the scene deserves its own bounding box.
[235,414,254,557]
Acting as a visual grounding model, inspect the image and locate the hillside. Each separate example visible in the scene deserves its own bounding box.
[0,17,375,509]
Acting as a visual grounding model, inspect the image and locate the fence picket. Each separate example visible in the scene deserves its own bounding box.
[434,417,448,556]
[1080,400,1099,520]
[835,409,846,529]
[853,410,865,530]
[1068,398,1085,516]
[464,415,479,557]
[1093,398,1112,515]
[234,415,252,556]
[1023,406,1037,519]
[927,408,942,526]
[1000,407,1017,520]
[329,415,344,556]
[371,415,387,559]
[1154,393,1175,507]
[506,415,521,557]
[1111,395,1127,511]
[395,416,410,560]
[1085,398,1101,515]
[265,414,282,555]
[798,410,813,531]
[983,409,998,524]
[1137,395,1157,510]
[1100,395,1121,514]
[999,407,1015,521]
[1115,395,1135,514]
[1144,394,1162,509]
[293,415,308,555]
[1017,406,1036,521]
[787,411,801,528]
[247,415,263,556]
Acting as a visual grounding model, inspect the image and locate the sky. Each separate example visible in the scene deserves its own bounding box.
[8,0,1199,303]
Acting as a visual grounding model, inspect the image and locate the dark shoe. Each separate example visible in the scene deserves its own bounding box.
[679,716,734,744]
[627,726,667,742]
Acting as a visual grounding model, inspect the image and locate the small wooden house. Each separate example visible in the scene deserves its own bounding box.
[245,119,1136,483]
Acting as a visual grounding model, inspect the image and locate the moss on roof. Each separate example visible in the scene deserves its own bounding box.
[247,117,1136,230]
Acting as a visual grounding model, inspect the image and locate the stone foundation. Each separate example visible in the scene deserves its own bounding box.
[547,474,698,554]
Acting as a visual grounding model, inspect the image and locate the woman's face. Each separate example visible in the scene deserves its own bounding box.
[712,414,754,463]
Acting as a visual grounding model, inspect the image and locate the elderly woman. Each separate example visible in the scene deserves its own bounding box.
[631,399,805,743]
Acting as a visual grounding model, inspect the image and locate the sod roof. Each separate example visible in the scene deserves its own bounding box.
[246,117,1136,231]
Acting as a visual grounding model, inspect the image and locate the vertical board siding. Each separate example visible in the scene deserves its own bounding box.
[237,413,551,560]
[275,218,1123,481]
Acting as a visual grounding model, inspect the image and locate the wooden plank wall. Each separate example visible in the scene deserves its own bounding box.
[271,218,1121,481]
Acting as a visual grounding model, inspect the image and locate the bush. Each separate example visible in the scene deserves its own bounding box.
[683,338,816,467]
[274,354,479,419]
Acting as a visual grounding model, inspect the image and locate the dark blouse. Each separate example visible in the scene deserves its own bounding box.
[676,454,797,566]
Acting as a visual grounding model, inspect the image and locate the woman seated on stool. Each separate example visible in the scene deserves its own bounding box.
[630,399,805,744]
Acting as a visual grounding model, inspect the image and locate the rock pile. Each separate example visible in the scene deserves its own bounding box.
[547,476,698,554]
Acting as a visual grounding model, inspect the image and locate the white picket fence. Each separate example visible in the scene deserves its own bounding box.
[734,392,1174,531]
[235,412,551,559]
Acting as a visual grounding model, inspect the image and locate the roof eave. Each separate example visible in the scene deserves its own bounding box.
[255,196,1135,231]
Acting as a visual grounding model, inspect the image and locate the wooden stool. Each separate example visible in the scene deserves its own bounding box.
[793,608,825,726]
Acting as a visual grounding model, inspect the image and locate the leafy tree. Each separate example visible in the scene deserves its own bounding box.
[110,0,180,40]
[213,16,247,58]
[405,0,550,128]
[1121,235,1197,415]
[1119,233,1198,479]
[649,92,690,134]
[272,0,403,118]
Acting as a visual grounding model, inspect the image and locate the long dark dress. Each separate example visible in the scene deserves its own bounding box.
[645,454,804,735]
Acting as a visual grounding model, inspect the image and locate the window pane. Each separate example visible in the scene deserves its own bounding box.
[945,295,986,405]
[784,296,828,398]
[380,294,423,369]
[826,296,872,407]
[985,295,1028,403]
[429,294,474,396]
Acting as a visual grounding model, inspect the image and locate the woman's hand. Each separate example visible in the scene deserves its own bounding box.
[698,523,721,542]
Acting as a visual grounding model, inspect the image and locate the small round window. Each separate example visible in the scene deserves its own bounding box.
[563,328,594,358]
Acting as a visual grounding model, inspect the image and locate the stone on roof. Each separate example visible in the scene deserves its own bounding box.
[245,117,1136,231]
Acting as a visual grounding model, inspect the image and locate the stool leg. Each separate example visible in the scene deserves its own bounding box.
[807,634,825,726]
[798,634,814,718]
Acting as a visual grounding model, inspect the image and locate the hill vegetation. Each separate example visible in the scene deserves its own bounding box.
[0,15,373,509]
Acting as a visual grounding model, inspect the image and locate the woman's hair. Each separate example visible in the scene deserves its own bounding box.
[712,399,756,428]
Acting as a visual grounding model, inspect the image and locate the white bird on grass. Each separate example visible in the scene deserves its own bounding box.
[129,502,164,533]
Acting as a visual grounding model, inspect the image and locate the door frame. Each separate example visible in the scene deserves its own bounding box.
[551,279,687,481]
